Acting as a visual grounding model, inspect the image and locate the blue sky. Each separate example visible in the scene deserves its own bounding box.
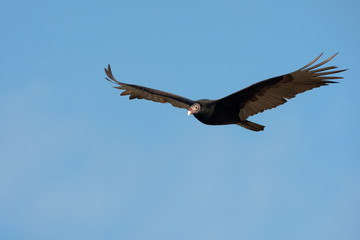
[1,0,359,239]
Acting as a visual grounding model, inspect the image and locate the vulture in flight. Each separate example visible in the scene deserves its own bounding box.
[105,53,346,131]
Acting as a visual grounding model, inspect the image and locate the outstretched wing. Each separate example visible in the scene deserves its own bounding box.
[216,53,347,120]
[105,65,194,110]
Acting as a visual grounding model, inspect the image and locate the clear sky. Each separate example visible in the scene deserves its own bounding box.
[1,0,359,239]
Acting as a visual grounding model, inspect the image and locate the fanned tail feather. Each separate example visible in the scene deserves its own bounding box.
[237,121,265,132]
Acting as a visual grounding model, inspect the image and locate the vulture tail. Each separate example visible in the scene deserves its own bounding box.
[237,121,265,132]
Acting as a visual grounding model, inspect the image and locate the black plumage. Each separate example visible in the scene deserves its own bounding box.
[105,53,346,131]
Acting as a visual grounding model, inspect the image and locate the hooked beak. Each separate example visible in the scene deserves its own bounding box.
[187,110,192,116]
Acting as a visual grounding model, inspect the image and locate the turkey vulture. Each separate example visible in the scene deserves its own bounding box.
[105,53,346,131]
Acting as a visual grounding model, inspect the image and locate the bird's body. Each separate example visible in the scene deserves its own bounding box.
[105,53,346,131]
[193,99,240,125]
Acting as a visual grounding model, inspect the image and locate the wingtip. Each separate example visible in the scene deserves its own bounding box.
[301,52,343,71]
[104,64,109,74]
[105,64,110,72]
[299,52,329,70]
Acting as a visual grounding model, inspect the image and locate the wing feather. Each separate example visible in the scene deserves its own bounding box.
[105,65,193,110]
[216,53,347,120]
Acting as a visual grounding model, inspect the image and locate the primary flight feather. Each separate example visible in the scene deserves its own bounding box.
[105,53,346,131]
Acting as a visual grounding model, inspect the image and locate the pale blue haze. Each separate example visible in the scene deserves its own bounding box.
[1,0,359,239]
